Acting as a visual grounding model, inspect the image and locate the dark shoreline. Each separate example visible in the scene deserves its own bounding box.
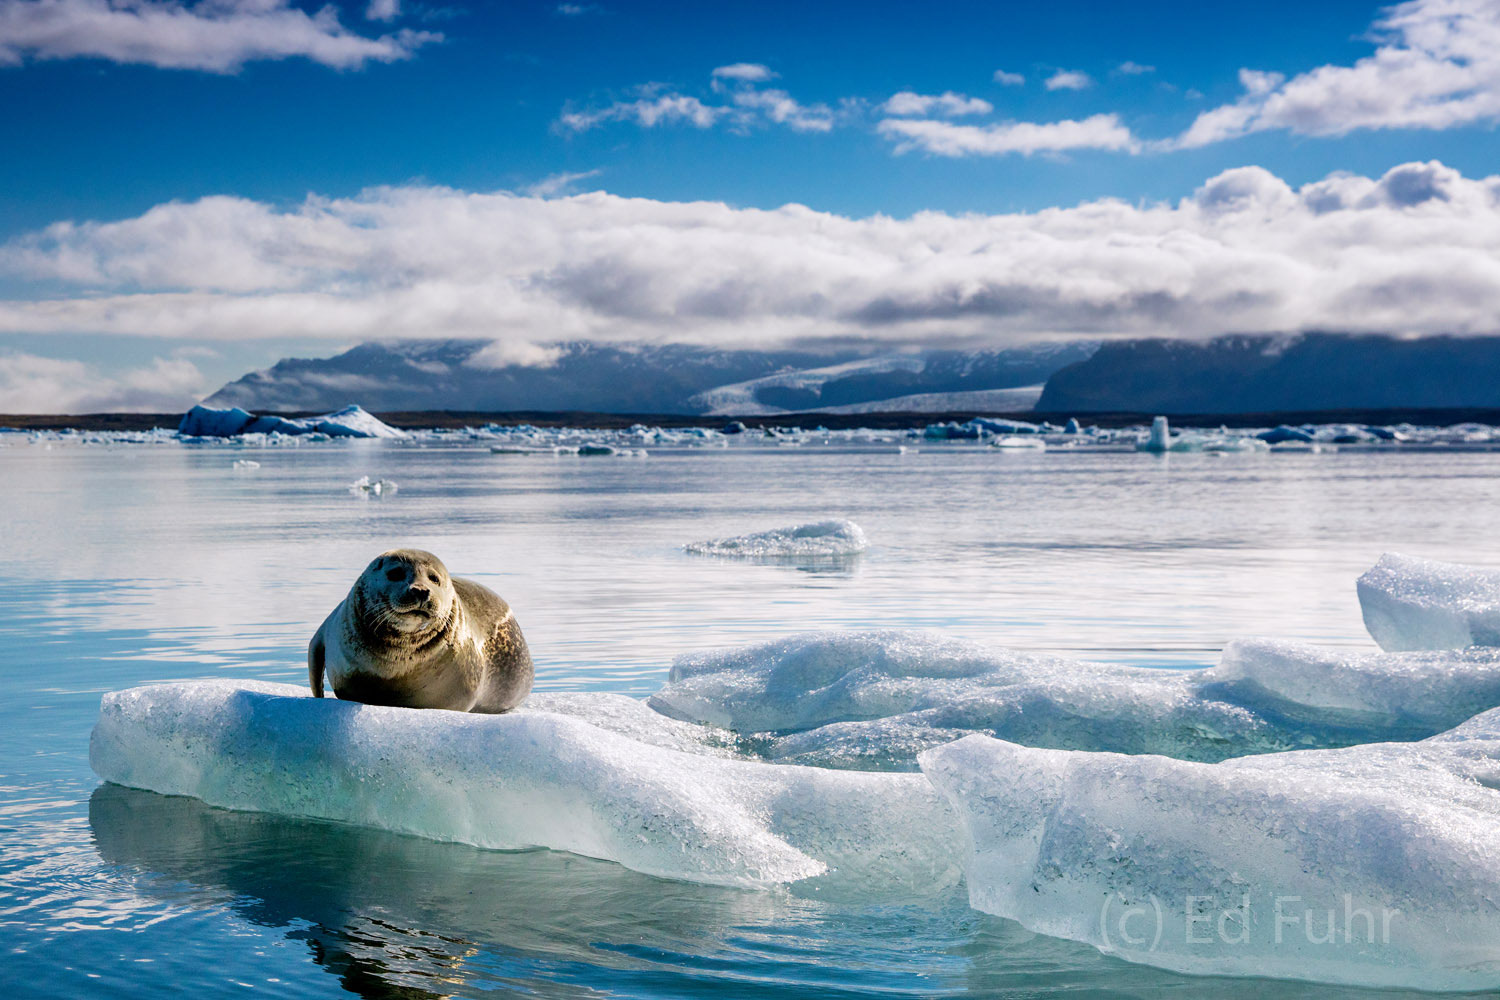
[6,406,1500,433]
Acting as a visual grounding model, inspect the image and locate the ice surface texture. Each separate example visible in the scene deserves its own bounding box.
[178,404,405,439]
[922,713,1500,991]
[1359,552,1500,651]
[684,520,868,559]
[90,681,961,892]
[650,630,1500,765]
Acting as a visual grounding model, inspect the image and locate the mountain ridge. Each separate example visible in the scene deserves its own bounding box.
[204,339,1096,415]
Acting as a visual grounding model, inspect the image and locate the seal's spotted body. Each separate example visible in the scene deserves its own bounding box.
[309,550,532,713]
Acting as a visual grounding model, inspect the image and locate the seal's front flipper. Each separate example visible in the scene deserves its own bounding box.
[308,634,325,698]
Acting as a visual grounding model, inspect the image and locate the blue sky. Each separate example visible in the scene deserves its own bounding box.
[0,0,1498,409]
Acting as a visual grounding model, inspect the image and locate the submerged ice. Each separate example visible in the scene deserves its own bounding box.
[684,519,868,559]
[1358,552,1500,651]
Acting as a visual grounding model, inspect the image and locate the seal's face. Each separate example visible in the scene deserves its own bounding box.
[358,549,455,636]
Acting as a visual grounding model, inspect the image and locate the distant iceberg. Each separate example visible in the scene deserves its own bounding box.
[1359,552,1500,651]
[178,404,405,439]
[922,711,1500,991]
[1136,415,1266,454]
[685,520,868,559]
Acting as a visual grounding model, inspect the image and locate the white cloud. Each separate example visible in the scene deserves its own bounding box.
[525,169,604,197]
[731,87,835,131]
[711,62,775,82]
[559,93,724,132]
[992,69,1024,86]
[3,162,1497,351]
[0,352,207,412]
[365,0,399,22]
[1175,0,1500,148]
[1117,60,1154,75]
[0,0,439,72]
[881,90,993,117]
[563,68,835,134]
[1044,69,1092,91]
[877,113,1138,156]
[554,3,600,15]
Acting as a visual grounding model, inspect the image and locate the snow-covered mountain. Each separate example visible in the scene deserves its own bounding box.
[204,340,1096,415]
[1037,333,1500,414]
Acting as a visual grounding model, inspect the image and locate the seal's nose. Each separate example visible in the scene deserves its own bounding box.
[405,585,430,603]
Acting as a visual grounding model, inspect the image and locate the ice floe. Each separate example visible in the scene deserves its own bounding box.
[1359,552,1500,651]
[90,681,961,892]
[88,617,1500,989]
[684,520,868,559]
[650,631,1500,767]
[921,711,1500,991]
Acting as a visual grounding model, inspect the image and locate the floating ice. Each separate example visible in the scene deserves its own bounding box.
[989,435,1046,450]
[179,405,257,437]
[1212,638,1500,733]
[231,459,260,470]
[89,681,961,891]
[651,631,1500,767]
[684,520,868,559]
[1257,424,1316,444]
[523,691,745,759]
[178,404,405,439]
[920,712,1500,991]
[348,475,398,495]
[1358,552,1500,651]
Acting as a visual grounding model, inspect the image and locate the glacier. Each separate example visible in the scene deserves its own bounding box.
[1358,552,1500,651]
[684,520,868,559]
[921,712,1500,991]
[89,681,962,893]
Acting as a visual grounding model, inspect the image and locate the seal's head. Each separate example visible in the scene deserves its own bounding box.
[356,549,455,636]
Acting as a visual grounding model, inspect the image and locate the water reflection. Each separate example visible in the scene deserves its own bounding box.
[88,784,952,998]
[87,785,1482,999]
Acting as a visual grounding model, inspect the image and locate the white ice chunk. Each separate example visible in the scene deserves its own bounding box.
[684,520,868,559]
[651,631,1267,763]
[90,681,962,892]
[523,691,745,759]
[306,404,407,439]
[1358,552,1500,651]
[920,713,1500,991]
[1210,638,1500,730]
[652,630,1500,767]
[348,475,398,495]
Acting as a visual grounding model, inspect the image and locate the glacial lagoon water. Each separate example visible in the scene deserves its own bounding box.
[5,432,1500,998]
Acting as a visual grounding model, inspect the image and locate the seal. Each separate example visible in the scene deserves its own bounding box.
[308,549,533,713]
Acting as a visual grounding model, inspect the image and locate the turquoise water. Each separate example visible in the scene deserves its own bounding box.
[4,437,1499,998]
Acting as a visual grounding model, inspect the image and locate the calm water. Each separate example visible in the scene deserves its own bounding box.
[4,437,1499,998]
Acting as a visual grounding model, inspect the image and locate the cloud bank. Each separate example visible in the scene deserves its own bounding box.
[0,351,207,412]
[0,0,439,72]
[2,162,1498,353]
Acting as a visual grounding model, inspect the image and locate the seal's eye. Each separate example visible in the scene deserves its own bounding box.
[427,572,441,584]
[385,568,406,582]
